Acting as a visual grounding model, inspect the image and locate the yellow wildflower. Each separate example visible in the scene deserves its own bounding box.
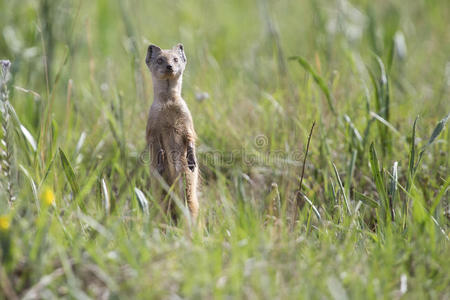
[0,215,10,231]
[41,187,55,206]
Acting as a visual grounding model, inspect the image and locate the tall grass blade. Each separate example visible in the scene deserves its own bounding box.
[374,56,390,125]
[430,176,449,215]
[302,194,321,221]
[39,151,57,188]
[289,56,337,115]
[387,161,397,221]
[77,210,113,240]
[409,114,449,189]
[355,191,379,208]
[59,147,79,196]
[415,114,449,172]
[367,56,391,155]
[408,116,418,186]
[295,120,315,220]
[19,164,39,210]
[369,143,389,223]
[345,150,357,201]
[424,114,449,147]
[74,131,86,158]
[369,111,400,136]
[20,124,37,152]
[101,178,110,215]
[332,163,351,215]
[134,187,149,216]
[344,115,362,145]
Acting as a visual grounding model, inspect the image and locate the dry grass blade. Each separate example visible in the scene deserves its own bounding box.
[298,121,315,194]
[294,121,315,220]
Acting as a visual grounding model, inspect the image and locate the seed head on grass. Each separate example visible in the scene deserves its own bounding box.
[1,60,11,75]
[0,59,15,206]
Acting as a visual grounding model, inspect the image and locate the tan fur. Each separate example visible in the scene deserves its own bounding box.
[145,43,199,221]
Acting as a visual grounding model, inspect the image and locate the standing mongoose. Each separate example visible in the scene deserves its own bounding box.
[145,43,199,221]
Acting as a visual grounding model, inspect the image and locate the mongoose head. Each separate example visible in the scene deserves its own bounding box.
[145,43,187,80]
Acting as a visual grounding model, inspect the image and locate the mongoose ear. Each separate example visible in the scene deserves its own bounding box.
[173,43,186,63]
[146,44,162,65]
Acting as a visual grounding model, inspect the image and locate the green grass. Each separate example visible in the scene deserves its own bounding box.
[0,0,449,298]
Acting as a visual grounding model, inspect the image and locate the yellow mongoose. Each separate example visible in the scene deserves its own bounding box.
[145,43,199,221]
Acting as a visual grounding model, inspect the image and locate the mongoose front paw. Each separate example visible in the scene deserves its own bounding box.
[157,149,165,174]
[187,159,196,172]
[187,150,196,172]
[157,164,165,174]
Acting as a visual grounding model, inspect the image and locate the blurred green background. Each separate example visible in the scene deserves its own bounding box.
[0,0,449,298]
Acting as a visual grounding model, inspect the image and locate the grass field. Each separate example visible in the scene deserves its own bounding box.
[0,0,449,298]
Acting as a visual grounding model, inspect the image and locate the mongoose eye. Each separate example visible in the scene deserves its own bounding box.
[173,57,178,63]
[157,58,163,65]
